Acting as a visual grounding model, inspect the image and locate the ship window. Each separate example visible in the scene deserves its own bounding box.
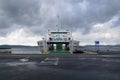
[49,37,52,41]
[68,38,71,40]
[51,32,67,34]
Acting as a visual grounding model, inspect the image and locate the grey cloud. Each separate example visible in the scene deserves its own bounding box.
[1,0,41,25]
[0,0,120,35]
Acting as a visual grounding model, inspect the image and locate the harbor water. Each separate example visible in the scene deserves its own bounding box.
[11,47,41,54]
[10,46,120,54]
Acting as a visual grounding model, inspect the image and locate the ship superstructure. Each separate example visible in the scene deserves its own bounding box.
[37,29,79,54]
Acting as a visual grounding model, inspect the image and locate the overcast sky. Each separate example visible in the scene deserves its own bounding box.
[0,0,120,45]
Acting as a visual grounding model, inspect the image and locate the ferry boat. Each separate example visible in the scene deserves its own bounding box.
[37,29,79,54]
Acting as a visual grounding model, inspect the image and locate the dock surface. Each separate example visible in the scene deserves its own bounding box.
[0,54,120,80]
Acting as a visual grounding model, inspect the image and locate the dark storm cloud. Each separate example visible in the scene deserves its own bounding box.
[0,0,120,35]
[86,0,120,23]
[0,0,41,25]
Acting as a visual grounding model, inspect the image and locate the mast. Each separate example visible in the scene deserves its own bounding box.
[56,15,61,32]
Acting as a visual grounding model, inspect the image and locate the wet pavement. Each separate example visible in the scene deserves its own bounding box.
[0,54,120,80]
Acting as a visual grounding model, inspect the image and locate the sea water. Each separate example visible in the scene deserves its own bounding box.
[11,46,120,54]
[12,47,41,54]
[80,46,120,52]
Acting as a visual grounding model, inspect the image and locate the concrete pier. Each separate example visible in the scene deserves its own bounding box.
[0,54,120,80]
